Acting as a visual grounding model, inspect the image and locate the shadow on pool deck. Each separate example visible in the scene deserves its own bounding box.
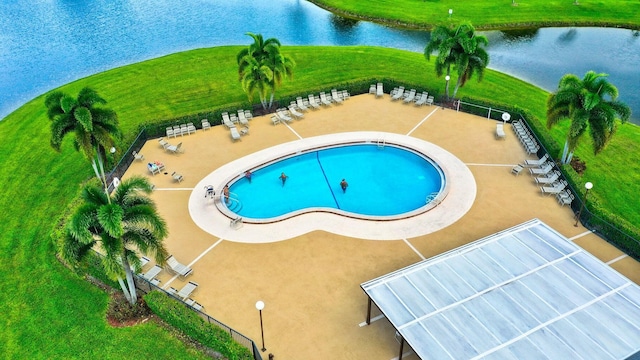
[124,94,640,360]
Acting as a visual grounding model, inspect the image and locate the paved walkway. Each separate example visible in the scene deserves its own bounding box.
[125,94,640,360]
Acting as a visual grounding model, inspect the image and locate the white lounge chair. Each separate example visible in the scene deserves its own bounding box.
[171,171,184,183]
[414,92,428,106]
[230,127,241,141]
[271,115,280,125]
[180,124,188,136]
[186,123,196,135]
[288,105,304,119]
[391,86,405,101]
[496,123,506,139]
[296,97,309,111]
[158,138,169,148]
[403,89,416,103]
[511,164,524,176]
[132,151,144,161]
[369,84,376,95]
[331,89,343,103]
[139,256,150,268]
[201,119,211,131]
[177,281,199,300]
[308,94,321,109]
[166,142,183,154]
[529,162,553,176]
[523,154,550,167]
[147,162,165,175]
[376,82,384,97]
[142,265,163,281]
[276,108,293,122]
[535,170,561,185]
[540,180,568,196]
[185,298,204,311]
[221,112,236,128]
[238,110,249,126]
[426,96,434,106]
[166,127,176,138]
[319,92,332,106]
[556,190,574,206]
[165,255,193,278]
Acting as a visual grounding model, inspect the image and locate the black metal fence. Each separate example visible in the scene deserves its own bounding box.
[454,99,640,260]
[134,275,263,360]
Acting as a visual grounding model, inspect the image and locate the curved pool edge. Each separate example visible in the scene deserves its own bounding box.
[188,131,476,243]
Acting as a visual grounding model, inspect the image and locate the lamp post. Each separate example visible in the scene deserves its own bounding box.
[502,112,511,123]
[444,75,451,102]
[574,182,593,227]
[255,301,266,352]
[448,8,453,18]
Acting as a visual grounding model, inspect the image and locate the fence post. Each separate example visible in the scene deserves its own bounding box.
[487,107,492,119]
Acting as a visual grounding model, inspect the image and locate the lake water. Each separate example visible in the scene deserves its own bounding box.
[1,0,638,123]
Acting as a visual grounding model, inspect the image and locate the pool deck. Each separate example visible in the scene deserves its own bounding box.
[125,94,640,360]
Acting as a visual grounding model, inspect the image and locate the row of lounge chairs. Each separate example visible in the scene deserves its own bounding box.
[272,89,350,125]
[221,110,252,142]
[138,255,203,311]
[372,83,434,106]
[370,83,384,97]
[166,123,196,138]
[513,153,573,206]
[512,120,540,154]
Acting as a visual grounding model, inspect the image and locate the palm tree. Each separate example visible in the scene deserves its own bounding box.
[237,32,295,109]
[424,23,489,100]
[63,176,168,304]
[547,71,631,164]
[45,87,121,195]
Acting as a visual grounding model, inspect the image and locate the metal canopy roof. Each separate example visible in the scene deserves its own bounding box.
[361,219,640,359]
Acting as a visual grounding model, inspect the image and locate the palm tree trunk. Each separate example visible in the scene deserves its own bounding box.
[122,258,138,305]
[117,277,134,304]
[268,92,275,109]
[452,78,462,99]
[91,154,111,203]
[561,140,571,164]
[565,151,575,164]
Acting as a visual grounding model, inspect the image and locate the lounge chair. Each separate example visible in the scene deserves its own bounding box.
[244,110,253,121]
[201,119,211,131]
[535,170,561,185]
[177,281,199,300]
[165,255,193,278]
[319,92,332,106]
[529,162,553,176]
[186,123,196,135]
[158,138,169,148]
[171,171,184,183]
[426,96,434,106]
[540,180,568,196]
[166,142,183,154]
[167,287,179,297]
[369,84,376,95]
[180,124,189,136]
[147,162,164,175]
[523,154,550,167]
[341,90,350,100]
[414,92,428,106]
[166,127,176,138]
[288,105,304,119]
[221,112,236,128]
[376,82,384,97]
[403,89,417,103]
[240,126,249,136]
[331,89,343,103]
[296,97,309,111]
[496,123,506,139]
[230,127,241,141]
[391,86,405,101]
[276,108,293,122]
[185,298,204,311]
[511,164,524,176]
[132,151,144,161]
[173,125,183,137]
[142,265,163,281]
[308,94,321,109]
[556,190,574,206]
[237,110,249,126]
[271,115,280,125]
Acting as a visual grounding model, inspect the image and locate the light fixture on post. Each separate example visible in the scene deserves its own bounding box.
[444,75,451,102]
[574,182,593,227]
[502,112,511,124]
[448,8,453,18]
[255,300,266,352]
[110,146,116,154]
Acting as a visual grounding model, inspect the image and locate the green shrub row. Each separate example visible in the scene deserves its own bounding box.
[144,291,253,360]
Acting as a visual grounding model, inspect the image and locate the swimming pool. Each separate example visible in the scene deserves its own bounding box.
[227,144,445,219]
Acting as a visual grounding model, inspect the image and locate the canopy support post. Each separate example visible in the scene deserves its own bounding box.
[366,297,372,325]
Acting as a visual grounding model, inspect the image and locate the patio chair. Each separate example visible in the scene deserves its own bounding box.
[158,138,169,148]
[296,97,309,111]
[426,96,434,106]
[391,86,405,101]
[177,281,199,300]
[201,119,211,131]
[511,164,524,176]
[244,110,253,121]
[139,256,150,268]
[288,105,304,119]
[142,265,163,281]
[165,255,193,278]
[185,298,204,311]
[186,122,196,135]
[523,154,549,167]
[167,287,179,297]
[369,84,376,95]
[230,113,238,124]
[496,123,506,139]
[534,170,561,185]
[271,115,280,125]
[319,92,332,106]
[180,124,189,136]
[166,142,183,154]
[403,89,416,103]
[221,112,236,128]
[540,180,568,196]
[230,127,241,141]
[340,90,350,100]
[132,151,144,161]
[414,92,428,106]
[171,171,184,183]
[556,190,575,206]
[276,108,293,122]
[147,162,163,175]
[166,127,176,138]
[529,162,553,176]
[240,126,249,136]
[331,88,343,103]
[238,110,249,126]
[173,125,183,137]
[308,94,321,109]
[376,82,384,97]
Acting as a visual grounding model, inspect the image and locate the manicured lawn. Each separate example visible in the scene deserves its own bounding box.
[310,0,640,29]
[1,45,638,357]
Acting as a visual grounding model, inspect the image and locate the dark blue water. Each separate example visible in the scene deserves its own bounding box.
[1,0,638,122]
[228,145,443,219]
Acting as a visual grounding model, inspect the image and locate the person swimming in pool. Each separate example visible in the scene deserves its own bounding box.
[223,185,230,204]
[245,170,252,183]
[340,179,349,193]
[279,172,288,186]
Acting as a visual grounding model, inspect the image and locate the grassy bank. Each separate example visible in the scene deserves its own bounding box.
[309,0,640,30]
[1,46,638,357]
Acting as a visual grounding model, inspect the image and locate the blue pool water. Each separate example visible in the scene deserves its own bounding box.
[228,144,444,219]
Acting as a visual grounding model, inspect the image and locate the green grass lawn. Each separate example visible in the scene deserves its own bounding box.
[310,0,640,29]
[1,45,638,357]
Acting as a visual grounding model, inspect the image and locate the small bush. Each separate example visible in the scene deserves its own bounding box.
[145,291,253,360]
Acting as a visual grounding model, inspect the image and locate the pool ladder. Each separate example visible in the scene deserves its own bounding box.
[377,138,386,148]
[425,192,441,206]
